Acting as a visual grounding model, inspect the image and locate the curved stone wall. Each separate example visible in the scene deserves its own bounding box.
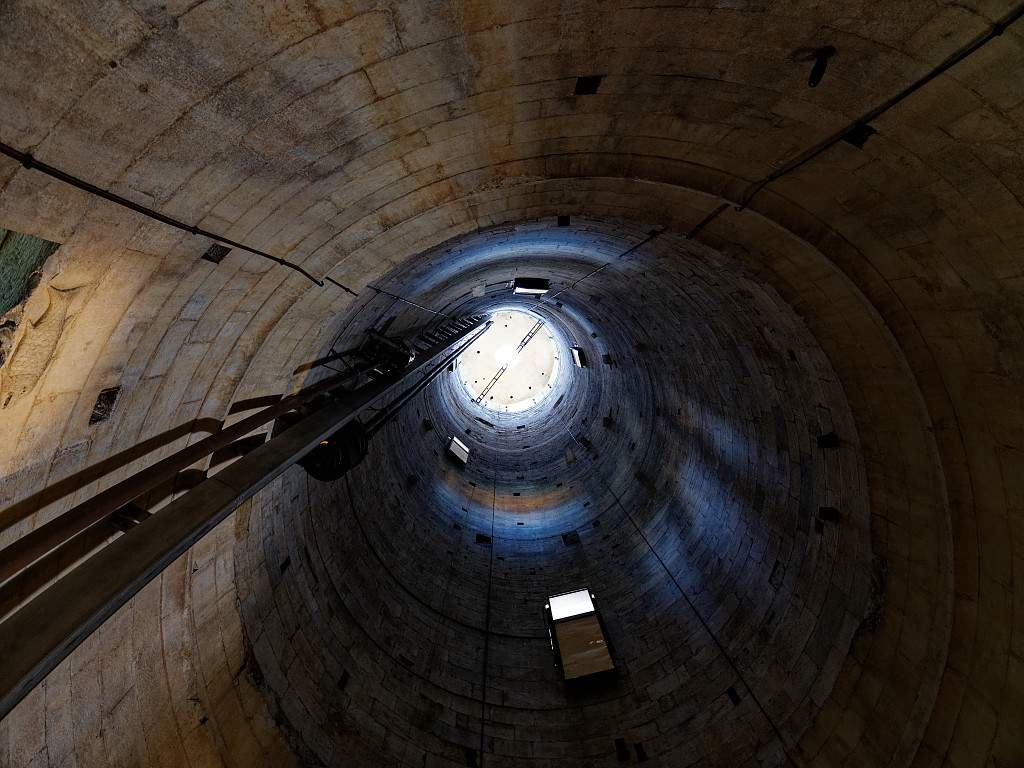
[236,220,878,766]
[0,1,1020,766]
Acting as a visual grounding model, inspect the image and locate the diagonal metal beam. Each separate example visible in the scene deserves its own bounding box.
[0,317,487,721]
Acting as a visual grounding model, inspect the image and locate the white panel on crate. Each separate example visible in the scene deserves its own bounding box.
[548,589,595,621]
[448,436,470,464]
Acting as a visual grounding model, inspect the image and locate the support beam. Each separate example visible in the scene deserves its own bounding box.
[0,317,488,721]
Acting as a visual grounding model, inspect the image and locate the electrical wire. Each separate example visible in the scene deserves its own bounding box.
[741,2,1024,208]
[685,3,1024,235]
[0,140,359,295]
[543,228,663,304]
[365,284,449,317]
[557,417,799,768]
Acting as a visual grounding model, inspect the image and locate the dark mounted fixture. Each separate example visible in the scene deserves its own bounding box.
[841,122,877,149]
[274,410,368,482]
[202,243,230,264]
[808,45,836,87]
[574,75,602,95]
[791,45,836,88]
[817,431,840,448]
[818,506,842,523]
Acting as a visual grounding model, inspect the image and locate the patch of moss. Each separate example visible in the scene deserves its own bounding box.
[0,227,59,316]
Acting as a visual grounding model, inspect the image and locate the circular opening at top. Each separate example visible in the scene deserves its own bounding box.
[456,310,560,412]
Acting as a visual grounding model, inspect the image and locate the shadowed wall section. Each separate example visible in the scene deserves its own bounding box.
[236,222,880,766]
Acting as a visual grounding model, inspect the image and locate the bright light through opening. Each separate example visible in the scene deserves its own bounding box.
[494,344,517,367]
[457,310,560,412]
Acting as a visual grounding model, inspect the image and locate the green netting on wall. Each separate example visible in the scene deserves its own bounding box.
[0,227,59,315]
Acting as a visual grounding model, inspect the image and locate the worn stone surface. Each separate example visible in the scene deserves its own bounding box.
[235,223,878,767]
[0,1,1021,767]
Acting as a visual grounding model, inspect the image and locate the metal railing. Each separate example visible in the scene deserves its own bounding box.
[0,315,489,720]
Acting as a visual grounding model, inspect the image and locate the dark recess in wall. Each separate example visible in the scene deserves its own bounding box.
[818,506,841,523]
[202,243,230,264]
[841,122,877,148]
[574,75,602,95]
[817,431,840,448]
[614,737,630,761]
[88,386,121,425]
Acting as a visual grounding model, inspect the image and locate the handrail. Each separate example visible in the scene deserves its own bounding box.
[0,372,348,583]
[0,316,489,720]
[0,317,481,585]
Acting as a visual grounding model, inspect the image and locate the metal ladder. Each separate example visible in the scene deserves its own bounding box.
[411,314,487,355]
[0,315,490,721]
